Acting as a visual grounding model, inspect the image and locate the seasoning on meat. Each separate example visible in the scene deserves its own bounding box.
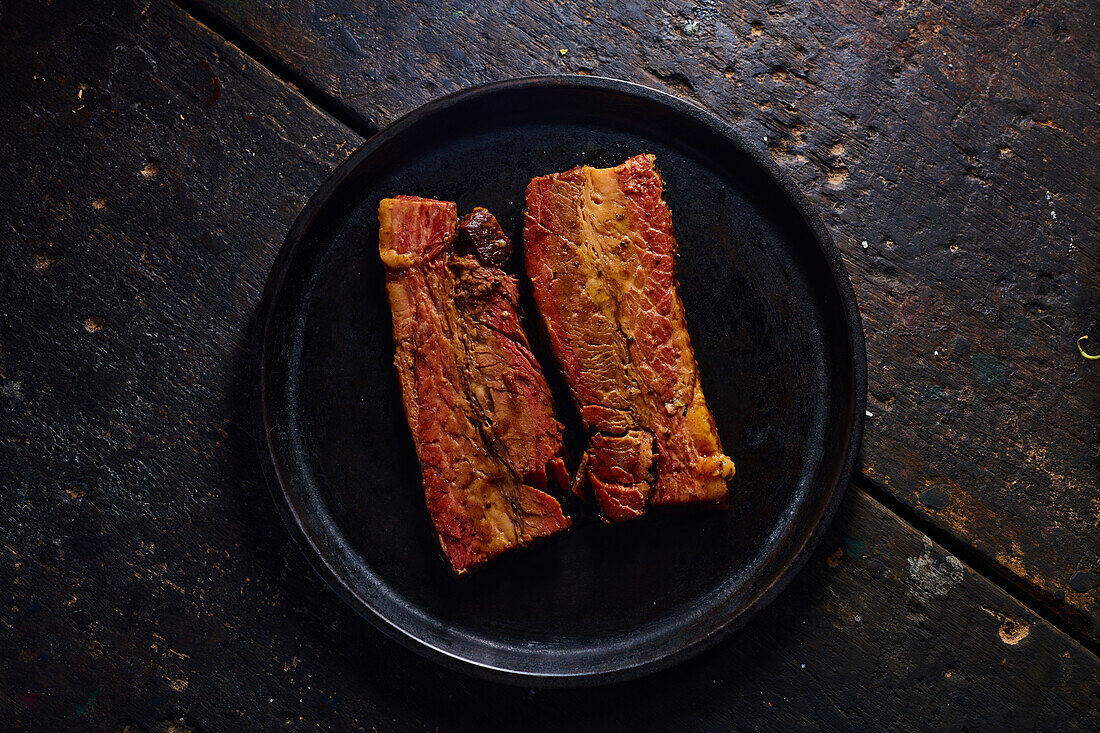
[457,207,513,266]
[524,155,735,522]
[378,196,571,573]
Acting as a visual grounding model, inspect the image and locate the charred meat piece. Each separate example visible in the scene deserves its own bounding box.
[457,207,513,266]
[524,155,735,522]
[378,196,570,574]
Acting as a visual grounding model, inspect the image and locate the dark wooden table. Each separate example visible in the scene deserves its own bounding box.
[2,1,1097,729]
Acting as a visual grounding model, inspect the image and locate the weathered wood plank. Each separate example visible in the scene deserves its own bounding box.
[191,0,1100,638]
[1,1,1098,729]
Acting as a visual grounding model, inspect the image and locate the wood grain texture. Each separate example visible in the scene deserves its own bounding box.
[1,1,1098,729]
[191,0,1100,638]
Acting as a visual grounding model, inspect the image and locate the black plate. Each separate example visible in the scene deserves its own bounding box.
[258,76,866,686]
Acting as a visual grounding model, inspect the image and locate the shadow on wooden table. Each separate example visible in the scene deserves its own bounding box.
[225,307,842,730]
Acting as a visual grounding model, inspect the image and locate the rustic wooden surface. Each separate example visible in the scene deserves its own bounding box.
[191,0,1100,640]
[1,0,1098,730]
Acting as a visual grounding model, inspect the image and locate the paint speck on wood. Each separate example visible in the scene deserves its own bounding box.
[1069,572,1098,594]
[338,25,361,56]
[33,251,54,270]
[919,487,950,510]
[1,381,25,401]
[983,606,1031,646]
[907,536,964,602]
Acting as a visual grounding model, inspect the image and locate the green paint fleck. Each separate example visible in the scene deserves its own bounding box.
[843,537,866,559]
[971,352,1006,386]
[1010,315,1034,351]
[75,688,100,717]
[926,385,947,401]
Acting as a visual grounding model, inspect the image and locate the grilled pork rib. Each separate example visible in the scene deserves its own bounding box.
[524,155,735,521]
[379,196,570,573]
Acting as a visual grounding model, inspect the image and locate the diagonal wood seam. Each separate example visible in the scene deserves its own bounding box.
[857,474,1100,659]
[165,0,1099,660]
[173,0,377,138]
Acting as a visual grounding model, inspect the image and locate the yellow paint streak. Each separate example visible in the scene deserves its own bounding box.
[1033,118,1068,134]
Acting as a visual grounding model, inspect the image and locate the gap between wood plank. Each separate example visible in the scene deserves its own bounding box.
[170,0,1100,663]
[856,474,1100,660]
[172,0,378,138]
